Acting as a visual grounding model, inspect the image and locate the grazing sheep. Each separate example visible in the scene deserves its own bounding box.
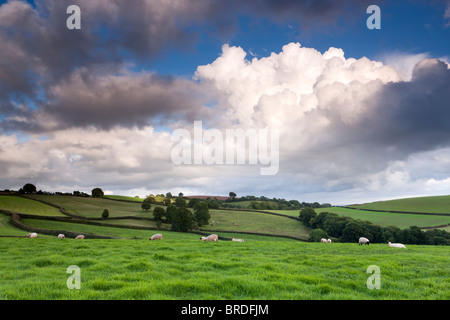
[232,222,239,226]
[58,234,65,239]
[200,234,218,242]
[388,242,406,248]
[75,235,85,239]
[26,233,38,238]
[150,233,163,240]
[359,237,370,245]
[232,237,244,242]
[321,238,327,243]
[327,239,332,243]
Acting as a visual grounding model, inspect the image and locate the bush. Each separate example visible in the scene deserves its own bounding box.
[299,207,317,227]
[102,209,109,219]
[309,228,329,242]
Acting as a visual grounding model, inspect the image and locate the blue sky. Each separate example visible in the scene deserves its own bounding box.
[149,0,450,76]
[0,0,449,204]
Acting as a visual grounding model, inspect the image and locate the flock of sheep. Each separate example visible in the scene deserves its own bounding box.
[319,236,406,248]
[26,232,84,239]
[25,232,405,247]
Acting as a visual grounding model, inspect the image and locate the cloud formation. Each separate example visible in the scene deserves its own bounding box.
[1,1,450,203]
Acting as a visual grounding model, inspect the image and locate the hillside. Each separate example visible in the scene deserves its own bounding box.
[0,194,308,241]
[350,195,450,214]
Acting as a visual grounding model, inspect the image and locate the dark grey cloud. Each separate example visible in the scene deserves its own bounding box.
[361,59,450,154]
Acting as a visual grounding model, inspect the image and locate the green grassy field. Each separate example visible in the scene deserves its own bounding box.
[104,195,144,202]
[1,194,449,300]
[25,195,147,218]
[352,195,450,214]
[0,195,64,216]
[0,238,448,300]
[315,207,450,229]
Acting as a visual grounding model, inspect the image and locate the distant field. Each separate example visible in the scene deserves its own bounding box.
[315,207,450,229]
[351,195,450,214]
[206,209,308,240]
[24,195,145,218]
[0,238,448,300]
[104,195,144,202]
[0,195,63,216]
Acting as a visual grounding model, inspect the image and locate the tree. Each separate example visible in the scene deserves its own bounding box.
[299,207,317,227]
[163,198,171,206]
[91,187,104,198]
[153,206,165,222]
[171,207,194,232]
[187,198,201,208]
[141,201,151,212]
[144,195,156,204]
[166,192,173,198]
[165,205,177,223]
[175,196,187,208]
[193,201,210,226]
[229,192,236,200]
[23,183,37,194]
[102,209,109,219]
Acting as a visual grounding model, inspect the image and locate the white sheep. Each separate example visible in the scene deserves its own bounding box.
[58,234,65,239]
[359,237,370,245]
[388,242,406,248]
[327,239,332,243]
[26,232,38,238]
[321,238,327,243]
[200,234,218,242]
[75,235,85,239]
[150,233,163,240]
[232,237,244,242]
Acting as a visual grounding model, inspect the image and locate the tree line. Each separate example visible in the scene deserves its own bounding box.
[299,207,450,245]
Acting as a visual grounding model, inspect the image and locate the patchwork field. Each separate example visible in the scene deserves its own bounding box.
[1,194,449,300]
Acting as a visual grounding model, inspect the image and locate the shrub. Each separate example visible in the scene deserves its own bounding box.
[102,209,109,219]
[299,207,317,227]
[309,228,329,242]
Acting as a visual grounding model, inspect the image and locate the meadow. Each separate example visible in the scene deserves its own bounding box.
[0,238,448,300]
[1,194,449,300]
[350,195,450,214]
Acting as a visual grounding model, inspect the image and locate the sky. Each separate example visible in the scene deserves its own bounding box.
[0,0,449,205]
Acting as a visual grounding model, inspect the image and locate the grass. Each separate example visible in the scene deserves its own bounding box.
[351,195,450,214]
[0,195,63,216]
[104,195,144,202]
[25,195,145,218]
[0,238,448,300]
[315,207,450,229]
[0,213,30,236]
[205,209,309,239]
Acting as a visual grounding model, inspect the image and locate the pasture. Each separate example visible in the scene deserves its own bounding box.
[351,195,450,214]
[1,194,449,300]
[315,207,450,229]
[0,238,448,300]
